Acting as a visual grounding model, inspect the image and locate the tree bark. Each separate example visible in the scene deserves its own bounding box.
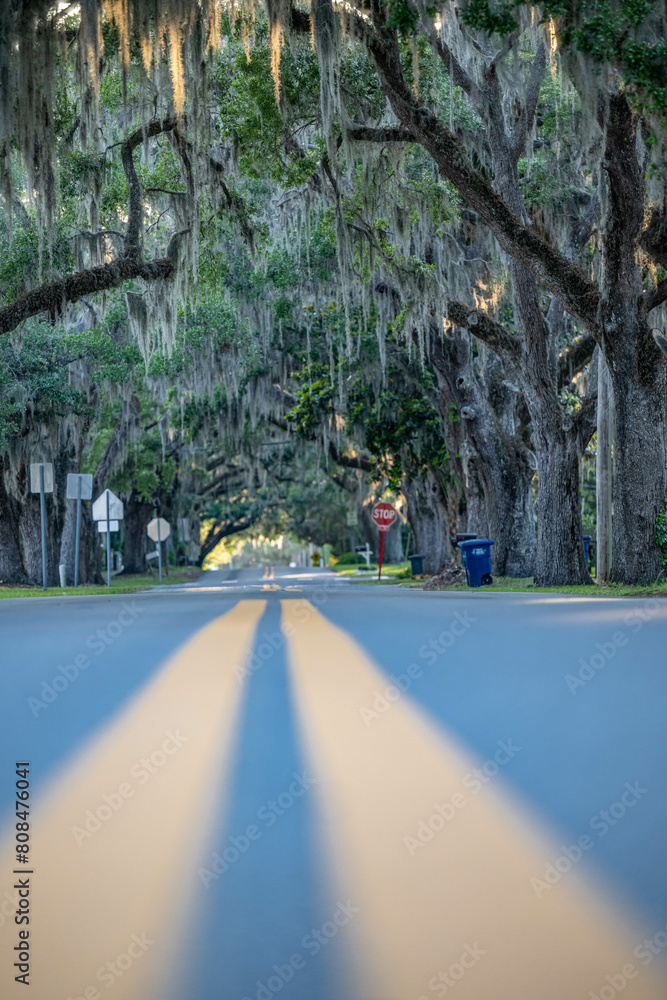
[431,329,536,577]
[121,495,154,574]
[596,354,614,581]
[402,468,452,575]
[0,455,28,584]
[606,334,667,583]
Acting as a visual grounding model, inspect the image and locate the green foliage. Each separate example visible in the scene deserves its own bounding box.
[464,1,667,111]
[656,506,667,567]
[460,0,518,35]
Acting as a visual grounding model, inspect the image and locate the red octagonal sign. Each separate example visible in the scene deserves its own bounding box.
[372,501,397,532]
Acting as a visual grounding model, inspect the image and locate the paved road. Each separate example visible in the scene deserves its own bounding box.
[1,567,666,1000]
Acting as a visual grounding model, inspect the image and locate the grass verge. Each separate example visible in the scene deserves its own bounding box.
[0,568,203,599]
[406,575,667,598]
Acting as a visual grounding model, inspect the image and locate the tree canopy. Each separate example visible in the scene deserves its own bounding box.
[1,0,666,585]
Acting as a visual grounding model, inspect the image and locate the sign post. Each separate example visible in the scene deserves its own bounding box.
[30,462,54,590]
[92,489,124,588]
[147,517,171,583]
[371,501,398,581]
[66,473,93,588]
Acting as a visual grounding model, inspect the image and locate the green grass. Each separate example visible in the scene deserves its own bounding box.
[0,568,203,599]
[406,575,667,597]
[333,561,410,583]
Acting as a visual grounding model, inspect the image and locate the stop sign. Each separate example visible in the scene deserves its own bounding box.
[372,501,397,532]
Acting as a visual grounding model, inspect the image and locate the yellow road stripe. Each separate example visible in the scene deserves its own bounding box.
[282,600,665,1000]
[0,600,265,1000]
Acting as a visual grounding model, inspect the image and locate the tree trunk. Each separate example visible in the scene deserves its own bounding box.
[606,333,667,584]
[121,495,154,574]
[596,354,614,581]
[382,515,404,563]
[402,468,452,574]
[0,456,27,584]
[531,420,590,586]
[431,330,536,577]
[20,492,60,586]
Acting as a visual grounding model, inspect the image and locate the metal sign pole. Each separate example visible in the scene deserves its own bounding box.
[39,465,47,591]
[74,476,82,588]
[378,530,385,582]
[157,517,162,583]
[106,490,111,588]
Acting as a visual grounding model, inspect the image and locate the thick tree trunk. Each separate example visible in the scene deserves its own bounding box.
[121,495,154,574]
[600,95,667,584]
[531,420,590,586]
[20,492,60,586]
[431,331,536,577]
[606,336,667,584]
[402,468,452,574]
[596,354,614,581]
[0,456,27,584]
[382,516,404,563]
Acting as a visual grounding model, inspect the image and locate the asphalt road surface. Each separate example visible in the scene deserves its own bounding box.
[1,566,666,1000]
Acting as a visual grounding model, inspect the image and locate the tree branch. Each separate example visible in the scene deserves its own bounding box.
[328,441,372,471]
[347,125,417,143]
[645,278,667,313]
[445,299,521,357]
[558,335,597,390]
[0,116,180,336]
[360,26,602,335]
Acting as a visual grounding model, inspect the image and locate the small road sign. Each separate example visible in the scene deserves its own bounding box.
[30,462,54,494]
[93,489,124,588]
[66,473,93,500]
[30,462,53,590]
[372,501,397,532]
[371,501,398,580]
[147,517,170,542]
[66,474,93,589]
[92,489,123,521]
[147,517,170,583]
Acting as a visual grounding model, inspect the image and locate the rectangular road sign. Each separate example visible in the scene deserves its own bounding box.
[30,463,54,493]
[66,473,93,500]
[97,520,119,532]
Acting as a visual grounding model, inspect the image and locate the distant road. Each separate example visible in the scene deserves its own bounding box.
[1,567,666,999]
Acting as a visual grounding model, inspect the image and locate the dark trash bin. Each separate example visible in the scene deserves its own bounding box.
[451,533,477,548]
[408,554,424,576]
[459,539,495,587]
[583,535,591,565]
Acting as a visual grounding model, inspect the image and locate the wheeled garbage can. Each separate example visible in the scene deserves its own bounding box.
[459,539,495,587]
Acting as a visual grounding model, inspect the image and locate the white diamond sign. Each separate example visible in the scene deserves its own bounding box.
[92,489,124,521]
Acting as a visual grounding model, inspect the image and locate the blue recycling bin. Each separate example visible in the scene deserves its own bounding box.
[583,535,591,565]
[408,554,424,576]
[459,539,495,587]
